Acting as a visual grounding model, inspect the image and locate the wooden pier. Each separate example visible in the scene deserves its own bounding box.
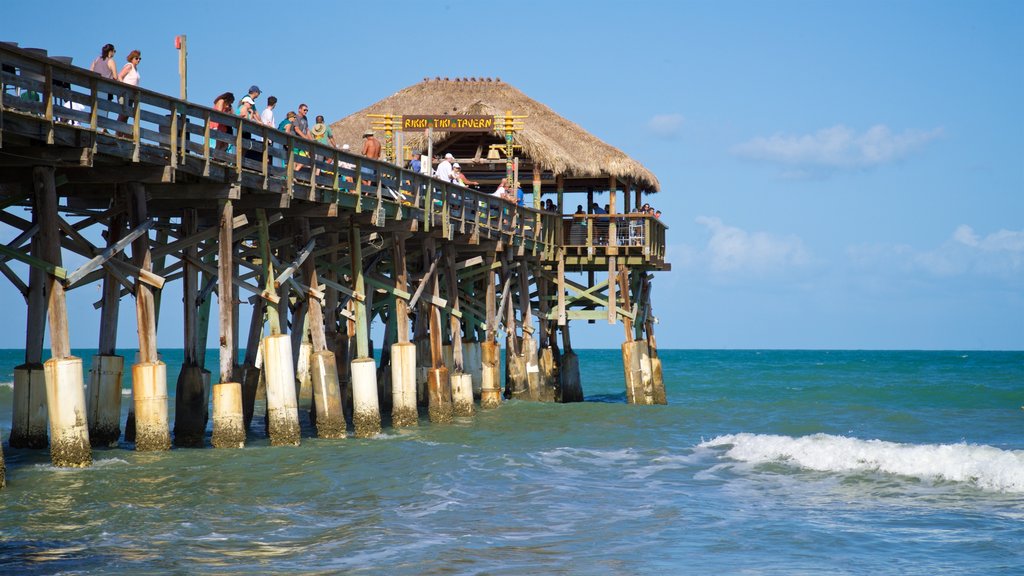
[0,44,669,478]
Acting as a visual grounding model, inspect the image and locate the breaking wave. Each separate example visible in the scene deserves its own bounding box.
[700,432,1024,493]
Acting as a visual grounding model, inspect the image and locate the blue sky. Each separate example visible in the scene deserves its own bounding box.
[2,0,1022,350]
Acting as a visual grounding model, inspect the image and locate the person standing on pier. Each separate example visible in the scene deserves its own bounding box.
[434,152,455,182]
[115,50,141,127]
[90,43,117,79]
[261,96,277,128]
[362,129,381,159]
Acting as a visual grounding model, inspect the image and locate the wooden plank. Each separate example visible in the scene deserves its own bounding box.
[0,242,67,279]
[273,238,316,288]
[64,218,153,287]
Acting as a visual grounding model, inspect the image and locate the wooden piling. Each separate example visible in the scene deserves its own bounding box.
[257,209,300,446]
[211,200,248,447]
[390,234,418,427]
[36,166,91,467]
[174,209,206,447]
[87,202,126,447]
[303,219,344,439]
[12,227,49,448]
[350,224,381,437]
[480,250,502,409]
[425,238,453,423]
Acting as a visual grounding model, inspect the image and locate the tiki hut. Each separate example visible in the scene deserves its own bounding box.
[329,77,659,207]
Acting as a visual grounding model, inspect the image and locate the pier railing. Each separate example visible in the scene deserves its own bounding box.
[0,43,559,254]
[562,214,667,263]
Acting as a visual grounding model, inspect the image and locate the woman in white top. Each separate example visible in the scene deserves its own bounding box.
[116,50,141,129]
[119,50,141,86]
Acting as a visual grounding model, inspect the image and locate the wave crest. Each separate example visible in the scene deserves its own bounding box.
[699,433,1024,493]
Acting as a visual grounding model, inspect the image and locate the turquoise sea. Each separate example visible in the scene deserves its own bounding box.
[1,349,1022,574]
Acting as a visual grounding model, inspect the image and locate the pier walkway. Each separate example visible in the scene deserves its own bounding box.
[0,42,668,479]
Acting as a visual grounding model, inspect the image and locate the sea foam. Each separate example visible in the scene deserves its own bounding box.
[700,433,1024,493]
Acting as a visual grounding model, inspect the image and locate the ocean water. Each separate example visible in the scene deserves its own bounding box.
[1,349,1022,574]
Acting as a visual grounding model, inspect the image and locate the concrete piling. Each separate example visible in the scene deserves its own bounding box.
[11,364,48,448]
[263,334,301,446]
[538,346,559,403]
[132,361,171,451]
[452,373,475,417]
[351,358,381,437]
[427,366,453,423]
[390,342,418,427]
[211,382,245,448]
[173,363,207,447]
[86,355,124,447]
[463,340,483,399]
[43,357,92,467]
[480,341,502,409]
[310,350,345,439]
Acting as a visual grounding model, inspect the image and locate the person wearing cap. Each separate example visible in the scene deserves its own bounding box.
[361,129,381,159]
[237,85,262,123]
[434,152,455,182]
[450,163,479,187]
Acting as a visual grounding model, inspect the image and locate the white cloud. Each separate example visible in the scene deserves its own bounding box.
[849,225,1024,278]
[732,124,943,171]
[695,216,811,274]
[646,113,685,139]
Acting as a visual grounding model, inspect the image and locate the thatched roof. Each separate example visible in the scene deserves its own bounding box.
[329,78,659,193]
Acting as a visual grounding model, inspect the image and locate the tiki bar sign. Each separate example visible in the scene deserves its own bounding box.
[402,115,495,132]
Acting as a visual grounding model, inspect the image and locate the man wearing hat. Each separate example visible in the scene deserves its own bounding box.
[361,129,381,160]
[238,85,261,123]
[434,152,455,182]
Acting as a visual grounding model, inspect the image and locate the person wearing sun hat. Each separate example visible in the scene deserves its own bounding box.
[311,115,336,147]
[361,128,381,159]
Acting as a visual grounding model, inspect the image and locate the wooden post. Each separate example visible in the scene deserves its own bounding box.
[304,219,344,438]
[173,208,205,447]
[444,244,473,416]
[607,176,617,325]
[11,226,50,449]
[425,237,452,423]
[211,200,247,447]
[390,233,417,426]
[349,224,380,436]
[257,209,299,445]
[36,166,91,466]
[127,182,169,451]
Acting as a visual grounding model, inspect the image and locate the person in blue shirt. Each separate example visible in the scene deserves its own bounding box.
[409,152,421,173]
[515,183,525,206]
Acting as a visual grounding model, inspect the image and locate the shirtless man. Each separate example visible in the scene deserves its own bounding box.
[362,129,382,159]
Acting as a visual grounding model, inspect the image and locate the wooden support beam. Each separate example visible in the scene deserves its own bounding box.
[485,250,497,342]
[350,224,370,359]
[64,218,153,287]
[257,209,282,335]
[392,233,410,344]
[218,201,235,382]
[301,219,328,353]
[273,238,316,289]
[176,209,196,366]
[426,238,443,369]
[128,182,158,363]
[444,244,464,372]
[408,251,439,309]
[35,166,70,359]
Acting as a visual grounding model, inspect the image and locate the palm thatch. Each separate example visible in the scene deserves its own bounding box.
[329,78,659,193]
